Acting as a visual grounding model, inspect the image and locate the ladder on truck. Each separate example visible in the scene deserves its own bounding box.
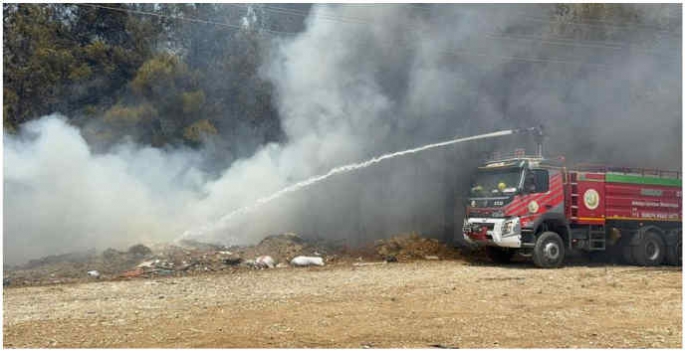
[588,225,606,250]
[567,172,579,221]
[566,172,605,250]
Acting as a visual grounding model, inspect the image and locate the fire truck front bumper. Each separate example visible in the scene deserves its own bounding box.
[463,217,521,248]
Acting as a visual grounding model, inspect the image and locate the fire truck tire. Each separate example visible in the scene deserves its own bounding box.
[621,244,635,265]
[631,231,665,266]
[485,246,515,264]
[665,236,682,266]
[532,231,565,268]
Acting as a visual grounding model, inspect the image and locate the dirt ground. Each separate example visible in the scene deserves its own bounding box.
[3,260,681,348]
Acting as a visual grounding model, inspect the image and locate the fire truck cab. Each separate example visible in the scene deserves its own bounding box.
[462,150,682,268]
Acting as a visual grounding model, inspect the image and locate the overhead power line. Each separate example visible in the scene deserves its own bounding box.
[75,3,296,37]
[350,4,680,50]
[521,15,679,36]
[257,4,370,26]
[76,3,674,71]
[249,4,677,59]
[363,3,681,35]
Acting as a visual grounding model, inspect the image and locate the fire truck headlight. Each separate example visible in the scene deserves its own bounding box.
[503,221,513,234]
[502,218,520,235]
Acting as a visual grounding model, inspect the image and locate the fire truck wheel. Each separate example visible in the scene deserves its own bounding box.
[532,231,565,268]
[632,231,665,266]
[485,246,515,264]
[665,236,682,266]
[621,244,635,265]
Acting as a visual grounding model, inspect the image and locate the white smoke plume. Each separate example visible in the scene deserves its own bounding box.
[4,4,681,264]
[4,116,203,263]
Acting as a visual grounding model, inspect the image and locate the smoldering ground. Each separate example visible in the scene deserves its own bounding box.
[3,4,681,264]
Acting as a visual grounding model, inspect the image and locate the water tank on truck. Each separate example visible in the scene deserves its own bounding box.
[462,153,682,268]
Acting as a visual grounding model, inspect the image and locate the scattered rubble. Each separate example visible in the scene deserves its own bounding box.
[222,257,243,266]
[242,259,257,269]
[255,255,276,269]
[4,232,463,287]
[384,255,398,263]
[121,268,144,278]
[23,249,98,269]
[137,260,156,269]
[175,239,226,251]
[128,244,153,258]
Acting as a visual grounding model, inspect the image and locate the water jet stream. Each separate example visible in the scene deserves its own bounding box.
[179,128,517,241]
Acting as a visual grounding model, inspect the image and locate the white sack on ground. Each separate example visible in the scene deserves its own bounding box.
[290,256,324,267]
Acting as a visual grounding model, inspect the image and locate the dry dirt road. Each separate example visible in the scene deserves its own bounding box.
[3,260,682,348]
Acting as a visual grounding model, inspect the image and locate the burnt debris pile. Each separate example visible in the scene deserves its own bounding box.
[374,233,464,261]
[4,233,465,287]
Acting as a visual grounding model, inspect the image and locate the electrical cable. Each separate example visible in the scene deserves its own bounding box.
[250,4,677,58]
[75,3,676,70]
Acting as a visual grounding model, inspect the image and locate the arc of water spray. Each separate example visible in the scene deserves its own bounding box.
[179,128,518,241]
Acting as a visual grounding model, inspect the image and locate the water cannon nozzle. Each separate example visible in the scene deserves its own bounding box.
[511,125,544,137]
[509,125,545,156]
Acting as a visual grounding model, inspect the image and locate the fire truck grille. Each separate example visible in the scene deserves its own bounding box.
[481,223,495,230]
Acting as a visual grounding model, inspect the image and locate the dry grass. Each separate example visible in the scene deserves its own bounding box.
[3,261,681,348]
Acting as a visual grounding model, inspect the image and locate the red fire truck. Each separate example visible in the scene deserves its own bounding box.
[462,150,682,268]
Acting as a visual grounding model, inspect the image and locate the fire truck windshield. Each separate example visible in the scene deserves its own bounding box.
[470,168,522,196]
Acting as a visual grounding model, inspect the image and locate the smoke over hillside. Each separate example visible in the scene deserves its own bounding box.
[4,4,681,264]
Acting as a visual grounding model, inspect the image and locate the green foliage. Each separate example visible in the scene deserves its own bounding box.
[69,63,93,81]
[2,3,288,149]
[123,53,206,145]
[3,88,19,131]
[83,105,98,117]
[4,4,71,126]
[132,53,191,98]
[183,119,218,143]
[182,90,206,114]
[104,103,158,126]
[83,40,110,62]
[3,3,155,131]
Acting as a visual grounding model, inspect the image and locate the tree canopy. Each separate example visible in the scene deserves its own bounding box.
[3,3,289,157]
[3,3,679,159]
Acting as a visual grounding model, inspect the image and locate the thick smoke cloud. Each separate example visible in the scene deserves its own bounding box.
[4,4,681,264]
[4,116,205,263]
